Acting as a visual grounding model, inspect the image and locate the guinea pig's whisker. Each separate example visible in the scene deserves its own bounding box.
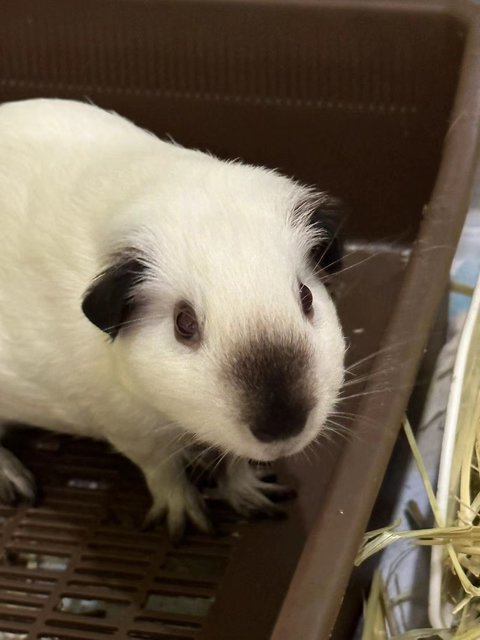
[311,244,362,276]
[338,376,420,403]
[328,425,362,444]
[340,370,390,388]
[194,446,229,485]
[323,428,351,445]
[325,420,349,433]
[328,414,357,423]
[100,314,163,334]
[315,430,346,454]
[187,452,217,485]
[210,450,229,478]
[164,427,193,450]
[316,427,336,445]
[324,418,351,433]
[190,444,218,469]
[338,384,396,399]
[345,350,410,376]
[322,230,412,280]
[160,438,194,467]
[305,439,323,457]
[340,364,403,388]
[300,443,315,467]
[345,355,411,376]
[312,215,348,272]
[317,250,382,283]
[326,410,382,436]
[306,445,316,466]
[322,421,358,445]
[205,452,222,478]
[152,422,184,437]
[328,411,377,427]
[337,387,393,402]
[172,444,215,485]
[344,331,443,375]
[328,413,361,424]
[311,434,339,457]
[416,243,457,254]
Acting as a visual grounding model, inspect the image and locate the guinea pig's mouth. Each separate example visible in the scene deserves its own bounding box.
[240,441,307,464]
[233,419,323,463]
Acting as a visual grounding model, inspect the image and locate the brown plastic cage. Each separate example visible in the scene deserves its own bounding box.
[1,1,480,638]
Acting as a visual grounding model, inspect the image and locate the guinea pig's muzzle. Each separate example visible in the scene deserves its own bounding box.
[225,333,316,444]
[250,401,313,443]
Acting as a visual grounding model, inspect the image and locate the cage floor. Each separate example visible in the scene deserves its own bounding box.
[0,429,244,640]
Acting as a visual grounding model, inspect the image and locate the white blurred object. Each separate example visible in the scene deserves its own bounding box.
[429,273,480,628]
[376,322,460,632]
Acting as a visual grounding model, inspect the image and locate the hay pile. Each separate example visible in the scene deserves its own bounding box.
[358,418,480,639]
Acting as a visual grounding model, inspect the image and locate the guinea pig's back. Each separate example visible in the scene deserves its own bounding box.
[0,99,168,276]
[0,99,164,429]
[0,98,152,148]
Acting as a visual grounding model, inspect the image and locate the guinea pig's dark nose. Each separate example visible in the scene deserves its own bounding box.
[251,405,311,443]
[227,332,315,445]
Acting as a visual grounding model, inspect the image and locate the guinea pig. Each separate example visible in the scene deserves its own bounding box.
[0,98,345,538]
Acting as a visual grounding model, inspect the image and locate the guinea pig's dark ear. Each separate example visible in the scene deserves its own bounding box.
[81,254,147,339]
[308,196,347,276]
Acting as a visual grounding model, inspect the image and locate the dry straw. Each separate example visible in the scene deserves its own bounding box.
[357,417,480,638]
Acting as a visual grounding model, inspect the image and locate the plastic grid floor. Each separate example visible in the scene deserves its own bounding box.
[0,430,242,640]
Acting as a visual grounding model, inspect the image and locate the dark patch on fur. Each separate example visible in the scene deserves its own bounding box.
[82,253,147,339]
[226,334,315,443]
[306,196,346,276]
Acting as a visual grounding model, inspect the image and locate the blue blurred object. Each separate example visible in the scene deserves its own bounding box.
[449,207,480,318]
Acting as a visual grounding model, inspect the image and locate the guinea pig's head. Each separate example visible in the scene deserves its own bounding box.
[82,158,345,461]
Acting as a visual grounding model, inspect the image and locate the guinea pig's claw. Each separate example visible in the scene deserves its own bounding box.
[145,482,214,542]
[256,472,277,484]
[253,472,297,501]
[218,461,296,522]
[141,506,166,532]
[168,490,214,543]
[259,484,297,503]
[249,505,288,521]
[0,447,37,507]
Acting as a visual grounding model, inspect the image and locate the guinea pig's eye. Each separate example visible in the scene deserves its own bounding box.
[299,283,313,316]
[174,302,200,343]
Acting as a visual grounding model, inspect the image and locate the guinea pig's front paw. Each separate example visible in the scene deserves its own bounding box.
[145,478,213,543]
[218,460,296,520]
[0,446,37,506]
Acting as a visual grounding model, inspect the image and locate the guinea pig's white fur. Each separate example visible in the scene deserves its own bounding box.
[0,98,345,536]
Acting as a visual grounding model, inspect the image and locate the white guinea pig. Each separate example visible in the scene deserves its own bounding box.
[0,98,345,537]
